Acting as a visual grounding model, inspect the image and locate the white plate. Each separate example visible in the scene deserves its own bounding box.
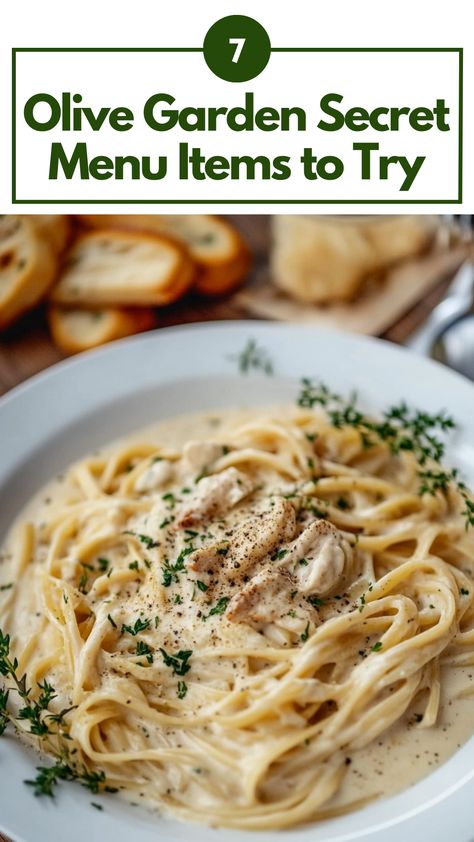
[0,321,473,842]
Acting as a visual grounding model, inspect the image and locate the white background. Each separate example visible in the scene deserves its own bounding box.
[1,0,472,213]
[13,51,459,203]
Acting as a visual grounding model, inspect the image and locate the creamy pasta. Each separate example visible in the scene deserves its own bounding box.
[1,402,474,830]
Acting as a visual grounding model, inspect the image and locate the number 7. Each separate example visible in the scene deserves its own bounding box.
[229,37,245,63]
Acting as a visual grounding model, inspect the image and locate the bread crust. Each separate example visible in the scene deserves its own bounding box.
[50,229,195,308]
[78,214,250,295]
[0,217,59,329]
[48,306,156,354]
[28,215,72,255]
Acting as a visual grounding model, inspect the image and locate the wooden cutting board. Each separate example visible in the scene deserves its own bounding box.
[236,242,469,336]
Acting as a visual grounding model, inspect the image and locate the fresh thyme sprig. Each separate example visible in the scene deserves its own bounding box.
[297,379,473,529]
[0,626,116,799]
[0,687,9,736]
[0,631,63,739]
[25,759,74,796]
[230,339,274,376]
[458,481,474,529]
[0,629,31,703]
[25,760,118,798]
[17,680,56,736]
[298,379,455,462]
[418,468,457,495]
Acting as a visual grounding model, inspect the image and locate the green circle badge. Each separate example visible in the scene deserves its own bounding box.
[203,15,271,82]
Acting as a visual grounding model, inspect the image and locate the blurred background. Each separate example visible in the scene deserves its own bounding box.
[0,213,473,396]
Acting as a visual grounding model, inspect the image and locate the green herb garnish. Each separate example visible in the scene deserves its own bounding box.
[298,380,454,462]
[202,596,229,621]
[230,339,274,376]
[159,648,193,676]
[1,628,114,800]
[177,681,188,699]
[0,687,10,735]
[97,558,109,573]
[136,640,154,664]
[307,596,325,607]
[161,547,193,587]
[300,622,310,642]
[123,531,159,550]
[162,492,178,509]
[216,545,229,556]
[121,617,151,636]
[297,379,473,529]
[16,679,56,737]
[25,760,74,797]
[78,571,89,594]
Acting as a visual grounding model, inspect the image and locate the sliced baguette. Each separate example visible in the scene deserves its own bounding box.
[79,214,251,295]
[50,230,194,308]
[29,215,72,255]
[48,306,156,354]
[0,215,58,329]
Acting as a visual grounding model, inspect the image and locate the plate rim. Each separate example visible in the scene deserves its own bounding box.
[3,318,474,411]
[1,320,473,842]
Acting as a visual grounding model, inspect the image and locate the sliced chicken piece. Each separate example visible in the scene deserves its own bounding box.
[135,459,174,492]
[227,568,292,623]
[282,519,353,597]
[227,567,315,634]
[186,497,296,577]
[176,467,254,528]
[186,541,231,577]
[182,440,227,474]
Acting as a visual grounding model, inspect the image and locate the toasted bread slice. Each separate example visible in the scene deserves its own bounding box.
[0,215,58,329]
[48,306,156,354]
[79,215,251,295]
[29,215,72,255]
[50,230,194,308]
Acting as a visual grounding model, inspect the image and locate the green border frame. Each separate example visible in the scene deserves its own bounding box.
[11,47,463,204]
